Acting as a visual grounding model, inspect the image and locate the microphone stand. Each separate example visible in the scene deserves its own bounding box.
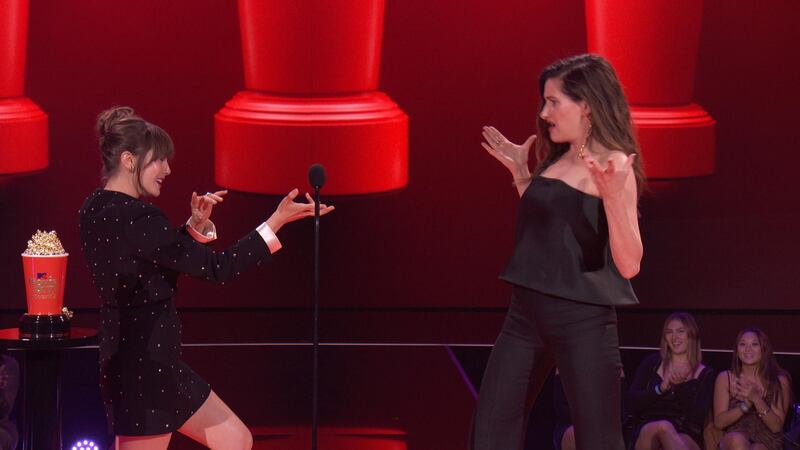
[311,183,320,450]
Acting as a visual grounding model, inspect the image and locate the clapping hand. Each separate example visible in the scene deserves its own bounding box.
[668,367,690,386]
[189,190,228,232]
[581,152,636,199]
[661,366,689,392]
[738,374,766,402]
[481,126,535,175]
[732,375,757,403]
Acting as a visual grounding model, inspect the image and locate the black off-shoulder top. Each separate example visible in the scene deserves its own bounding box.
[500,176,638,306]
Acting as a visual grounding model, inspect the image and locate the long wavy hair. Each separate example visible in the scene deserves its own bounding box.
[532,54,645,197]
[731,327,790,407]
[660,312,702,376]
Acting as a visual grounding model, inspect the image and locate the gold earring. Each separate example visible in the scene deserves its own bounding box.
[578,123,592,159]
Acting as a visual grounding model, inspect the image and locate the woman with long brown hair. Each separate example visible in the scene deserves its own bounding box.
[625,312,715,450]
[713,327,791,450]
[470,53,643,450]
[80,106,333,449]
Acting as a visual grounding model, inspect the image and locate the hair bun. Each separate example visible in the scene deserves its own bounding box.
[96,106,137,136]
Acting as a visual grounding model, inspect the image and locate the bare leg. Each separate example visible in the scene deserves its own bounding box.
[116,433,172,450]
[702,423,723,450]
[719,432,749,450]
[178,390,253,450]
[635,420,700,450]
[561,426,576,450]
[678,434,700,450]
[636,420,700,450]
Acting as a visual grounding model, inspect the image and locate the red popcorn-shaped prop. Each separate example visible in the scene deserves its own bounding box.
[22,254,68,316]
[586,0,715,179]
[215,0,408,195]
[0,0,48,175]
[20,230,71,339]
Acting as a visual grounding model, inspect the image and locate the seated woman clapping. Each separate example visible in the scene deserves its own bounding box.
[626,312,715,450]
[713,327,791,450]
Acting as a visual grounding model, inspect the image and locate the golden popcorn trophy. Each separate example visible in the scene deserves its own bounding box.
[19,230,72,339]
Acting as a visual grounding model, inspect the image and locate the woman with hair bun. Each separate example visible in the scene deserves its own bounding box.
[471,53,644,450]
[79,106,333,449]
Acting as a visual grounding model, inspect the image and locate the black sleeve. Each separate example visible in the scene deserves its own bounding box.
[625,353,661,415]
[125,204,272,283]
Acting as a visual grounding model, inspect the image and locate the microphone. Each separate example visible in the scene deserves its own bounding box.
[307,162,326,450]
[308,164,326,190]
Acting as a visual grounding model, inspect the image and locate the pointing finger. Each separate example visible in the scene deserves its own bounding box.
[205,193,225,203]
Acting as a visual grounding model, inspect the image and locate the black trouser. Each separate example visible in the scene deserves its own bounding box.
[470,286,624,450]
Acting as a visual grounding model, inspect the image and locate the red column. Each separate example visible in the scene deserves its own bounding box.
[0,0,48,175]
[586,0,715,179]
[215,0,408,195]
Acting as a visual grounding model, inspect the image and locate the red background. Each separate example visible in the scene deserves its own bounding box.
[2,1,799,448]
[1,0,799,341]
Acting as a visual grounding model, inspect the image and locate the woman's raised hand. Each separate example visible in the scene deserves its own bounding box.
[669,367,689,385]
[739,375,766,402]
[266,188,334,233]
[733,376,756,402]
[661,366,688,392]
[189,190,228,232]
[582,152,636,200]
[481,126,535,176]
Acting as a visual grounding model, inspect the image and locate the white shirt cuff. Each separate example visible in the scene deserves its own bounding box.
[256,222,282,254]
[186,219,217,243]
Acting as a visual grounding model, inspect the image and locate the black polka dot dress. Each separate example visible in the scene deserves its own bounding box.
[79,189,271,436]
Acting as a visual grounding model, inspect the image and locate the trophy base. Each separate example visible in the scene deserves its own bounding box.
[19,314,71,340]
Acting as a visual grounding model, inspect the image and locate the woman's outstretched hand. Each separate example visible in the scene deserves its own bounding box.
[582,152,636,199]
[481,126,535,177]
[266,188,334,233]
[189,190,228,232]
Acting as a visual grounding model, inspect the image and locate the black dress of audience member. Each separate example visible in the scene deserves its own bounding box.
[625,312,715,450]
